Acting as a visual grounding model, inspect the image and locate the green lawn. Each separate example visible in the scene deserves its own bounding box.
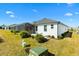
[0,29,79,56]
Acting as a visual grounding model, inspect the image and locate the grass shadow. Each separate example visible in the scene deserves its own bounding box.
[38,38,49,43]
[0,37,4,43]
[47,52,55,56]
[24,47,31,55]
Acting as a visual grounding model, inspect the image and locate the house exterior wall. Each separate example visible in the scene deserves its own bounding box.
[8,23,33,34]
[35,23,69,38]
[36,23,58,38]
[8,25,25,31]
[57,23,68,36]
[15,24,26,31]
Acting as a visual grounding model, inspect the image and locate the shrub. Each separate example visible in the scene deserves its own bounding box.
[15,30,20,33]
[31,35,35,39]
[20,31,31,38]
[61,31,68,37]
[61,31,72,38]
[35,34,47,43]
[11,30,13,33]
[11,30,20,34]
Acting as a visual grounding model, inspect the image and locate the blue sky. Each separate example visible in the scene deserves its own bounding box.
[0,3,79,27]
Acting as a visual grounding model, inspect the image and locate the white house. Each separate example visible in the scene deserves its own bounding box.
[32,18,69,38]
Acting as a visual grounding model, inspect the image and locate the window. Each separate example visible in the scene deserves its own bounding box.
[51,24,54,29]
[36,26,38,31]
[44,25,47,31]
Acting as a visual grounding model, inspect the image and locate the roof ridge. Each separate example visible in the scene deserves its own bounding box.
[33,18,59,24]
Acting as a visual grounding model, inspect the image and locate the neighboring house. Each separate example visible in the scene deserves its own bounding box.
[8,24,17,30]
[0,24,7,30]
[32,18,69,38]
[8,23,33,33]
[0,26,2,29]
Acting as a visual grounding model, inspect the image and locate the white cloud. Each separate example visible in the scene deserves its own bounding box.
[75,12,79,15]
[6,10,14,15]
[9,14,15,18]
[64,12,73,16]
[32,9,38,12]
[5,10,15,18]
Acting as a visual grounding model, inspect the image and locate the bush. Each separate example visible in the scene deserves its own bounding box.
[61,31,72,38]
[20,31,31,38]
[15,30,20,33]
[11,30,13,33]
[11,30,20,34]
[61,31,69,37]
[31,35,35,39]
[35,34,47,43]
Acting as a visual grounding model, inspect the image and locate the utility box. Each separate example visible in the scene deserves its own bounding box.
[29,47,48,56]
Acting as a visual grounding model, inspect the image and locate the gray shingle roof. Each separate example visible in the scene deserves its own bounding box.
[33,18,59,25]
[33,18,69,27]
